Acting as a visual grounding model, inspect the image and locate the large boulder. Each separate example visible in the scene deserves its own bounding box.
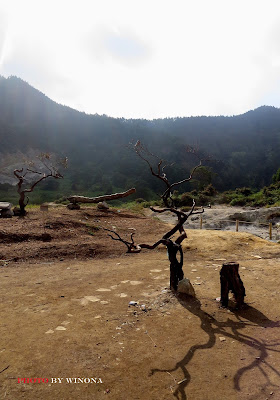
[0,202,13,218]
[177,278,196,297]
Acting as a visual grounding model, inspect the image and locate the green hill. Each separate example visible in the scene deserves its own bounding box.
[0,76,279,203]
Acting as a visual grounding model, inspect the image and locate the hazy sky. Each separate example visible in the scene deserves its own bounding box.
[0,0,280,119]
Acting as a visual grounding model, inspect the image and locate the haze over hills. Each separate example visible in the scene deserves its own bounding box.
[0,75,280,201]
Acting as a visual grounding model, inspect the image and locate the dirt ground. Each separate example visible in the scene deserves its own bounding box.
[1,206,280,400]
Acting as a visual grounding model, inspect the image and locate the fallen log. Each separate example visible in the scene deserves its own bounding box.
[67,188,136,204]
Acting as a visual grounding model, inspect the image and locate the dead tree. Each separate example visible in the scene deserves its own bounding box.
[106,141,208,291]
[14,153,66,216]
[67,188,136,209]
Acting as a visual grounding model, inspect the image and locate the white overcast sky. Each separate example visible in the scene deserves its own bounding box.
[0,0,280,119]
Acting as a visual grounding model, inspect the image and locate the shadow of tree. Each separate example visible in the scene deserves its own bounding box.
[150,294,280,400]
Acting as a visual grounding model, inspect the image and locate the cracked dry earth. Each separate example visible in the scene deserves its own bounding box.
[1,206,280,400]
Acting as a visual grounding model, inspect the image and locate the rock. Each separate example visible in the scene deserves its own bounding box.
[177,278,196,297]
[0,203,13,218]
[0,202,12,210]
[67,203,80,210]
[129,301,137,306]
[1,208,13,218]
[97,201,110,210]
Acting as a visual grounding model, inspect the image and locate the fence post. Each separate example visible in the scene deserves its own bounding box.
[236,220,239,232]
[269,223,272,240]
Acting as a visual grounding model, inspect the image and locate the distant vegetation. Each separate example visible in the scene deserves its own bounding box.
[0,75,280,206]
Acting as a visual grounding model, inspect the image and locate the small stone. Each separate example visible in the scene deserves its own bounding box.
[129,301,137,306]
[67,203,80,210]
[55,326,67,331]
[84,296,100,302]
[219,337,226,342]
[97,201,109,210]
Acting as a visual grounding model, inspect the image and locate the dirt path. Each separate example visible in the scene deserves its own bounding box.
[0,207,280,399]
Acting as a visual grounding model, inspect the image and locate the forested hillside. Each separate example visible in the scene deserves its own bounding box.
[0,75,280,203]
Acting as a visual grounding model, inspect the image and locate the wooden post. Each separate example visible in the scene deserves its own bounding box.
[236,220,239,232]
[220,262,246,308]
[269,223,272,240]
[200,215,203,229]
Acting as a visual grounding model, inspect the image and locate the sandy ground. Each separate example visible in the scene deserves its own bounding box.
[0,206,280,400]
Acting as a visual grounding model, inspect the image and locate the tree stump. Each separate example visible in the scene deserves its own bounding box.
[220,262,246,308]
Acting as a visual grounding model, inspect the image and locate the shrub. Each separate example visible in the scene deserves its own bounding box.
[202,184,217,196]
[230,197,247,206]
[236,187,252,196]
[198,194,209,206]
[179,193,194,206]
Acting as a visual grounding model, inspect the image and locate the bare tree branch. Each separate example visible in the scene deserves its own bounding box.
[104,228,141,253]
[108,141,210,291]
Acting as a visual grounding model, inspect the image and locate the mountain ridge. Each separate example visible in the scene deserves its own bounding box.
[0,75,279,199]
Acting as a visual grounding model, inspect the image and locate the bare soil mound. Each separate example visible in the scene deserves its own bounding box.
[0,207,167,263]
[0,206,280,400]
